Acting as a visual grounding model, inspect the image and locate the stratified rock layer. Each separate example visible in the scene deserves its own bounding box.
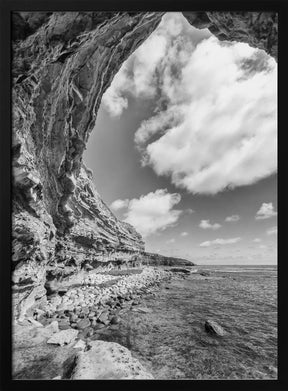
[12,11,163,318]
[12,11,277,318]
[183,11,278,60]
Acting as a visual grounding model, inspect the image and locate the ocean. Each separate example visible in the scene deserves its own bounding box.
[94,265,277,379]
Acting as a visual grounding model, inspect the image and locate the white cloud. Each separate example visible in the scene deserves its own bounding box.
[141,37,277,194]
[267,226,277,235]
[225,215,240,222]
[255,202,277,220]
[199,219,221,230]
[180,231,188,236]
[102,16,171,117]
[253,238,262,243]
[166,238,176,244]
[186,208,194,214]
[259,244,268,250]
[110,199,129,211]
[102,13,277,195]
[200,237,241,247]
[123,189,182,237]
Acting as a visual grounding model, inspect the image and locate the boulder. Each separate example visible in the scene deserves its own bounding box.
[77,318,91,330]
[47,329,78,346]
[98,311,109,324]
[110,316,120,325]
[135,307,152,314]
[170,268,191,274]
[73,339,86,350]
[204,320,226,337]
[71,340,154,379]
[58,319,71,330]
[26,316,44,327]
[200,271,210,277]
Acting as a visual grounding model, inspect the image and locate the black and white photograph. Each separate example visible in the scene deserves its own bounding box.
[5,4,282,383]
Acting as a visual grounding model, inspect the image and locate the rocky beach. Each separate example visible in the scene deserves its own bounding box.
[13,266,187,379]
[13,265,277,380]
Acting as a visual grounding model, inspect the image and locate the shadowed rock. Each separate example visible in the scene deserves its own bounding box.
[205,320,227,337]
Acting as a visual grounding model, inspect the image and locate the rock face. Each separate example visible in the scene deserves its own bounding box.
[12,11,162,318]
[183,11,277,60]
[12,11,277,319]
[139,252,196,267]
[71,340,154,379]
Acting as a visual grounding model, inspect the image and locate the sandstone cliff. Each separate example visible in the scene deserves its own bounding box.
[183,11,277,60]
[12,11,277,318]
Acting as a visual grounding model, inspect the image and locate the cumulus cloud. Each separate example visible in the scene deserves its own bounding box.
[253,238,262,243]
[122,189,182,237]
[110,199,129,211]
[259,244,268,250]
[186,208,194,214]
[255,202,277,220]
[200,237,242,247]
[103,13,277,195]
[225,215,240,222]
[180,231,188,236]
[166,238,176,244]
[102,17,171,117]
[267,226,277,235]
[199,219,221,230]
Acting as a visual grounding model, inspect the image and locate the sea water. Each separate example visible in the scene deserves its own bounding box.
[95,265,277,379]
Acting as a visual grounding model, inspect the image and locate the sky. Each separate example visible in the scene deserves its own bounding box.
[83,13,277,265]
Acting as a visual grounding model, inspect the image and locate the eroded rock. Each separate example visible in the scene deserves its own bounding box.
[204,319,227,337]
[71,340,154,379]
[47,329,78,346]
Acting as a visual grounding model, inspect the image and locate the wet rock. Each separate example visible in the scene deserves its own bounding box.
[71,340,154,379]
[86,328,94,337]
[98,311,109,324]
[58,319,71,330]
[69,313,78,323]
[82,307,90,315]
[77,318,91,330]
[95,323,105,330]
[47,328,78,346]
[170,268,191,274]
[110,316,120,325]
[204,320,226,337]
[200,271,210,277]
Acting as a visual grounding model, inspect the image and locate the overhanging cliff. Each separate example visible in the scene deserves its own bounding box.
[12,11,277,318]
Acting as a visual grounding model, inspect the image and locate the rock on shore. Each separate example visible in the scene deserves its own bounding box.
[205,319,227,337]
[71,340,154,379]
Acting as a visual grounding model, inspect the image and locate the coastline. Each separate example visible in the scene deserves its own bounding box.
[13,266,179,379]
[12,265,277,380]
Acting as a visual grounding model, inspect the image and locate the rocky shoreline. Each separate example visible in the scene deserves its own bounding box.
[22,267,173,336]
[13,266,182,379]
